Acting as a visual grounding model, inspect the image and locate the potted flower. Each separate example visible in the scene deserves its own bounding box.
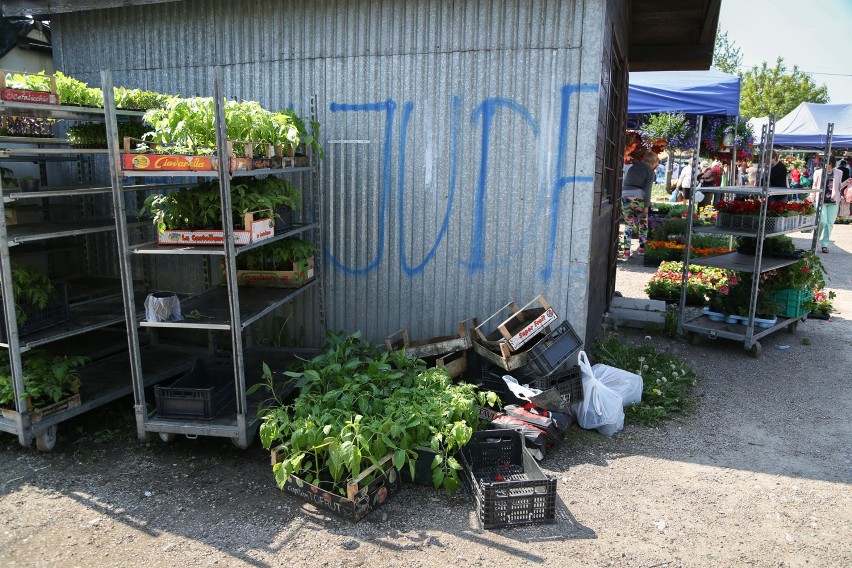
[804,289,836,320]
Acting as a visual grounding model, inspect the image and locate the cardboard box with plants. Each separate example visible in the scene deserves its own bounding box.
[236,238,316,288]
[254,332,501,521]
[140,177,303,246]
[122,98,324,172]
[0,350,87,421]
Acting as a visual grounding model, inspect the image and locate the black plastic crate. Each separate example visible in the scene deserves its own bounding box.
[154,358,235,420]
[528,365,584,406]
[515,320,582,379]
[479,365,525,406]
[461,429,557,529]
[0,283,70,343]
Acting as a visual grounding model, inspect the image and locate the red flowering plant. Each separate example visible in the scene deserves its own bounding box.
[766,252,827,292]
[708,272,779,317]
[716,199,814,218]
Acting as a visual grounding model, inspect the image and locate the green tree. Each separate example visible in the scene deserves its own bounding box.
[712,30,743,74]
[739,57,829,120]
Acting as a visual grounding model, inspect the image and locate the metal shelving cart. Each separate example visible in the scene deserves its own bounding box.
[0,97,198,450]
[103,68,321,448]
[678,117,834,357]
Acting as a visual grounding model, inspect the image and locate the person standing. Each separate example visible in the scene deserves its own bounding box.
[768,150,789,203]
[621,151,658,256]
[675,158,694,202]
[746,161,759,187]
[811,157,842,253]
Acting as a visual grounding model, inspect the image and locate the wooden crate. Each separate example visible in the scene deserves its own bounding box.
[237,257,315,288]
[474,295,557,357]
[384,319,475,360]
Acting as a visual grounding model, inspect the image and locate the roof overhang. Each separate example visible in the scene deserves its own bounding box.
[628,0,721,72]
[1,0,178,17]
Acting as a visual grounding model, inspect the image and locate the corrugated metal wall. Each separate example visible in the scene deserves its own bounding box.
[52,0,606,347]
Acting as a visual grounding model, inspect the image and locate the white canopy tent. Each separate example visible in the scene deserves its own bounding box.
[749,103,852,148]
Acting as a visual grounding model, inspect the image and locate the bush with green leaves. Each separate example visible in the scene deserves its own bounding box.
[593,338,697,425]
[256,332,499,493]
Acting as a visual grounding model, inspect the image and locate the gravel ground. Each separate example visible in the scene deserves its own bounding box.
[1,227,850,568]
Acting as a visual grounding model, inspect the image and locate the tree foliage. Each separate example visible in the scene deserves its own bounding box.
[712,30,743,75]
[739,58,829,120]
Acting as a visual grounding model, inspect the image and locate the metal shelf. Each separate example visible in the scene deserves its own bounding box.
[0,147,108,156]
[0,344,202,437]
[0,100,144,121]
[138,280,318,330]
[0,293,146,352]
[4,182,169,200]
[140,348,302,440]
[5,217,145,244]
[682,314,803,343]
[694,185,811,197]
[0,136,69,145]
[676,115,832,357]
[693,223,816,239]
[119,164,315,179]
[129,223,319,255]
[691,252,801,273]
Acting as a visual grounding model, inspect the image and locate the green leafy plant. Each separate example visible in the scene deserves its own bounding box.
[139,176,299,233]
[736,235,796,256]
[66,121,150,148]
[0,350,87,409]
[0,266,57,325]
[592,338,697,426]
[255,331,499,494]
[238,238,317,271]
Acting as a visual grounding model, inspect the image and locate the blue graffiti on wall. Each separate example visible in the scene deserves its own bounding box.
[325,83,597,281]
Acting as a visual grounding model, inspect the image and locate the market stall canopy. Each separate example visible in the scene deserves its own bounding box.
[627,70,741,116]
[771,103,852,148]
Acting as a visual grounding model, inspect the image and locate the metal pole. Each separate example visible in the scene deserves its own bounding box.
[102,70,148,440]
[677,116,703,337]
[211,67,248,446]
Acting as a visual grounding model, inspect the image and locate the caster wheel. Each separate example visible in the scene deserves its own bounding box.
[159,432,176,443]
[787,321,798,333]
[687,332,701,346]
[36,425,58,452]
[746,342,762,358]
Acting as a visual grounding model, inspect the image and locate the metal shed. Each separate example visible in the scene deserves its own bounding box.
[3,0,721,349]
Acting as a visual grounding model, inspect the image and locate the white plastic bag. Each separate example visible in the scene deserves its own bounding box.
[572,351,624,436]
[592,363,643,406]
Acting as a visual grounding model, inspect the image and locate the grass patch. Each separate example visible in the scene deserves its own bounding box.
[592,337,697,426]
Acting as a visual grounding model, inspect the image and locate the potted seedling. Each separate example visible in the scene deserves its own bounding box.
[0,350,87,419]
[17,176,40,192]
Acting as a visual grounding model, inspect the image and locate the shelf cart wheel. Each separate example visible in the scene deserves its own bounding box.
[786,321,798,333]
[687,332,701,346]
[746,342,762,358]
[35,425,58,452]
[158,432,176,443]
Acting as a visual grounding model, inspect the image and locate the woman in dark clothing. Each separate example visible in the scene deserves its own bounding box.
[621,151,659,255]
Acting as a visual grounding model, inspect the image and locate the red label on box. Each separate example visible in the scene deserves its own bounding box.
[122,153,215,172]
[121,153,250,172]
[1,89,58,105]
[508,307,557,350]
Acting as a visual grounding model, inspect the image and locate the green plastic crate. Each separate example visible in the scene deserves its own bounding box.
[773,288,811,318]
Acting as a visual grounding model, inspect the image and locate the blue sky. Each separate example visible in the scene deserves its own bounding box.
[718,0,852,103]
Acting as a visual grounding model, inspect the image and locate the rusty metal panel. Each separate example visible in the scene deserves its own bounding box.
[51,0,607,348]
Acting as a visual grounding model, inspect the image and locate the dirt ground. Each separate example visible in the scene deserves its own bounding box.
[1,227,850,568]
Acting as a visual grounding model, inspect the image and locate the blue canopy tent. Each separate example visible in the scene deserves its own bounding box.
[628,70,741,116]
[627,70,742,188]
